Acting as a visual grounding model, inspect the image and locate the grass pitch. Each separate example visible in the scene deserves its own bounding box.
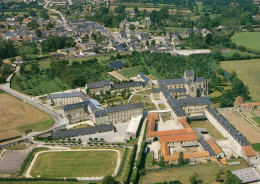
[231,32,260,52]
[220,59,260,101]
[0,93,53,141]
[31,151,118,177]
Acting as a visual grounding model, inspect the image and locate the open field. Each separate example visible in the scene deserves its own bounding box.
[0,93,53,141]
[220,59,260,101]
[231,32,260,52]
[189,120,224,139]
[220,110,260,144]
[142,159,249,184]
[142,163,217,184]
[221,50,258,58]
[30,150,118,177]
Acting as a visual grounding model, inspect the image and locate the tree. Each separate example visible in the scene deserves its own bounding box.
[225,171,242,184]
[129,24,135,31]
[134,6,139,14]
[27,20,39,29]
[102,175,119,184]
[146,40,149,46]
[36,29,42,37]
[190,173,204,184]
[178,152,185,165]
[151,39,155,46]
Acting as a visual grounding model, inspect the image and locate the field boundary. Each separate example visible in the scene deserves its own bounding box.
[25,149,121,180]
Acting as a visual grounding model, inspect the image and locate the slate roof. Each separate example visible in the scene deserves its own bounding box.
[195,77,206,82]
[86,80,111,89]
[62,101,89,111]
[52,124,116,138]
[168,88,187,94]
[158,78,185,85]
[185,70,194,76]
[206,106,249,146]
[108,60,123,69]
[107,103,143,113]
[138,72,150,85]
[167,96,186,117]
[47,91,88,101]
[112,81,143,90]
[232,168,260,184]
[179,97,212,106]
[95,110,108,117]
[199,140,215,156]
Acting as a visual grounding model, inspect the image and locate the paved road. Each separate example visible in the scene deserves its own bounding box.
[0,67,68,146]
[43,0,72,31]
[134,117,147,162]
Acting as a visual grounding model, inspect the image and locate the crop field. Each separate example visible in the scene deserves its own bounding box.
[0,93,53,141]
[189,120,224,139]
[231,32,260,52]
[220,110,260,144]
[220,59,260,101]
[30,150,118,177]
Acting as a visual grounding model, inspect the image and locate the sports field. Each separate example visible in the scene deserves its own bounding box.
[220,59,260,101]
[30,150,118,177]
[0,92,53,141]
[231,32,260,52]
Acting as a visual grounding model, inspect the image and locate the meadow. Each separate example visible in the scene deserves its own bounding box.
[220,59,260,101]
[231,32,260,52]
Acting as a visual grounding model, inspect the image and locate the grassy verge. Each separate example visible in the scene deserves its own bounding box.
[252,117,260,124]
[18,147,49,176]
[252,143,260,152]
[16,118,54,132]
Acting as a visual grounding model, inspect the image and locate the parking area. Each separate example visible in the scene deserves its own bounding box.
[80,122,130,143]
[0,150,29,173]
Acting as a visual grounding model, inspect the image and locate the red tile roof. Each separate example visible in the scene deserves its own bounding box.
[242,145,256,157]
[160,133,198,143]
[241,102,260,107]
[206,138,222,155]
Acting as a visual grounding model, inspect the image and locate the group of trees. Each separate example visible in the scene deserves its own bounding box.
[0,41,16,83]
[184,30,235,49]
[220,72,251,107]
[40,35,76,53]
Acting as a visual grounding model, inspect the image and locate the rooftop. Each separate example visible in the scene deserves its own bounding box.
[86,80,111,89]
[232,168,260,184]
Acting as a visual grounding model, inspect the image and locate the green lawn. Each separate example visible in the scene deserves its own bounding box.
[142,163,220,184]
[142,159,249,184]
[118,66,141,78]
[252,117,260,124]
[231,32,260,52]
[31,151,118,177]
[220,59,260,101]
[222,51,257,58]
[189,120,224,139]
[252,143,260,152]
[16,119,54,132]
[11,74,70,96]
